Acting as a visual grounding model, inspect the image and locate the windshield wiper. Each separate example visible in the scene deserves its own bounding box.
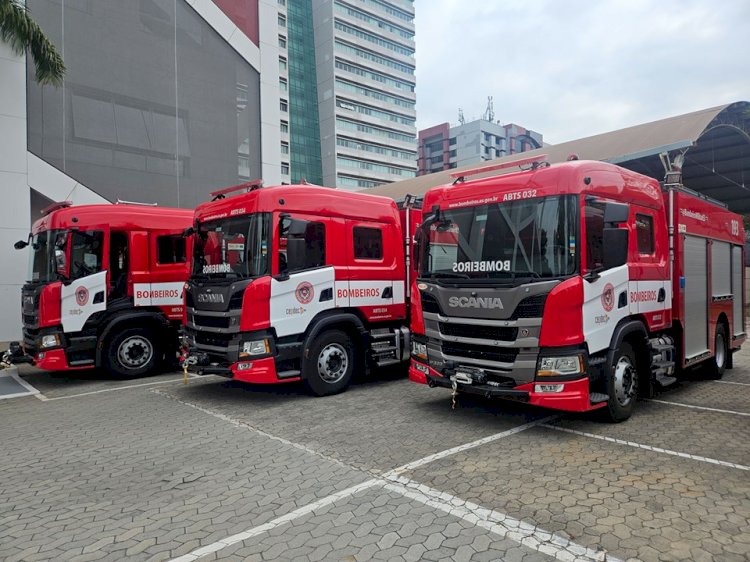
[506,270,541,279]
[420,272,470,279]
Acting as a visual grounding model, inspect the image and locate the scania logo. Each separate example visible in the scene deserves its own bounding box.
[23,296,34,307]
[448,296,504,309]
[196,293,224,304]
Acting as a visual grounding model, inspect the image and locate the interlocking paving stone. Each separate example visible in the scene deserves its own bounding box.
[405,426,750,562]
[652,378,750,414]
[0,390,368,561]
[201,486,554,562]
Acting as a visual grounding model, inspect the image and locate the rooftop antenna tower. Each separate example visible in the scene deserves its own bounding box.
[458,108,465,125]
[483,96,494,122]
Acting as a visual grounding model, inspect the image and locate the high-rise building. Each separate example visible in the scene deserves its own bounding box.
[289,0,417,191]
[418,120,543,176]
[0,0,284,341]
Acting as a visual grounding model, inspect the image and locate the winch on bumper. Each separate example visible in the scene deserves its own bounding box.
[414,363,531,401]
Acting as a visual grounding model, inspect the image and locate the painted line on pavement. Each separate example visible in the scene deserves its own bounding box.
[39,377,192,401]
[384,415,557,477]
[713,379,750,387]
[0,367,42,400]
[169,478,384,562]
[648,399,750,417]
[543,424,750,471]
[385,475,618,562]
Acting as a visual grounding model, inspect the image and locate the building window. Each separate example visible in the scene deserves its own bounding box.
[281,141,289,154]
[278,0,286,5]
[157,235,186,264]
[636,214,654,254]
[353,227,383,260]
[281,163,290,175]
[280,99,288,112]
[279,56,287,72]
[279,78,288,92]
[278,14,286,27]
[278,35,287,49]
[280,120,289,134]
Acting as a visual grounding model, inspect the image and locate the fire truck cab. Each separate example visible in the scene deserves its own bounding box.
[11,202,193,377]
[183,183,417,395]
[409,158,745,421]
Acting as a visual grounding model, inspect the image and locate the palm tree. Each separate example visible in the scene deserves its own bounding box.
[0,0,65,86]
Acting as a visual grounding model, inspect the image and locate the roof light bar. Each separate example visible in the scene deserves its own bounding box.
[40,201,73,216]
[450,154,549,183]
[209,179,263,201]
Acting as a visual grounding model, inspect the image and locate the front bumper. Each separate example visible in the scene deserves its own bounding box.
[409,359,604,413]
[186,355,301,384]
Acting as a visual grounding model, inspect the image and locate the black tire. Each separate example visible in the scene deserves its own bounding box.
[104,327,160,378]
[602,342,638,423]
[704,323,728,380]
[303,330,355,396]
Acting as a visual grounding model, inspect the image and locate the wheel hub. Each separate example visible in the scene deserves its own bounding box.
[613,356,636,406]
[715,333,725,368]
[317,343,348,384]
[118,336,153,369]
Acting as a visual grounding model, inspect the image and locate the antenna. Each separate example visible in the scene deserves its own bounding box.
[483,96,494,122]
[458,108,465,125]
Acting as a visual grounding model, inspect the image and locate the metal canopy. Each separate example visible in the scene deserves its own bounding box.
[369,101,750,213]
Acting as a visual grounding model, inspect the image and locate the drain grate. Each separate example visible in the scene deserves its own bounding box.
[0,368,39,399]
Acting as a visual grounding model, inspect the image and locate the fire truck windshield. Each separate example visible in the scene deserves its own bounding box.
[28,229,68,283]
[420,195,578,282]
[193,213,270,279]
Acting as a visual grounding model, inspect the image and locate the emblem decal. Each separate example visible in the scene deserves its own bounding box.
[295,282,314,304]
[601,283,615,312]
[75,286,89,306]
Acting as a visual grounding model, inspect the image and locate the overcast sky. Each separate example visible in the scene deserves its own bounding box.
[413,0,750,144]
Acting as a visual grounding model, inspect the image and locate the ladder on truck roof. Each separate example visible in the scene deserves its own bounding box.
[210,179,263,201]
[450,154,549,184]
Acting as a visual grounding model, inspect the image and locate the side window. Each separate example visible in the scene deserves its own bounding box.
[635,214,654,254]
[584,202,605,271]
[157,235,187,264]
[353,227,383,260]
[280,217,326,273]
[70,230,105,280]
[110,232,129,296]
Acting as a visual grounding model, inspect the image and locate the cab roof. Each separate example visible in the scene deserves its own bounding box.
[423,160,664,211]
[195,184,401,225]
[32,204,193,234]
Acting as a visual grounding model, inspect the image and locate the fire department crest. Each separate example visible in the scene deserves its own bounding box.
[601,283,614,312]
[75,286,89,306]
[295,282,314,305]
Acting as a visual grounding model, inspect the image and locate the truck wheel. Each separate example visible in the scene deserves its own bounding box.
[303,330,354,396]
[104,327,159,378]
[602,342,638,423]
[704,323,727,380]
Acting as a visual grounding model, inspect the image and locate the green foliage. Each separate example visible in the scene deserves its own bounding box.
[0,0,65,86]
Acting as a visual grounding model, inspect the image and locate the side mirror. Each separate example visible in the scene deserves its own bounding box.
[603,201,629,224]
[14,240,28,250]
[287,218,308,237]
[602,228,628,269]
[182,227,195,237]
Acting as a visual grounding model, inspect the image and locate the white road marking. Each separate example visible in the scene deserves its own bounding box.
[384,415,557,477]
[0,368,41,400]
[648,399,750,417]
[385,475,618,562]
[39,377,191,401]
[713,379,750,387]
[169,478,384,562]
[544,425,750,471]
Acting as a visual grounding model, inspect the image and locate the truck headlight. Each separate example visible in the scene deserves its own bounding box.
[40,334,61,349]
[240,339,270,357]
[537,355,583,376]
[411,340,427,360]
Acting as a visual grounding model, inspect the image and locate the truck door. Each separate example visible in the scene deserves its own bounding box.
[631,211,670,330]
[61,229,108,332]
[270,214,336,338]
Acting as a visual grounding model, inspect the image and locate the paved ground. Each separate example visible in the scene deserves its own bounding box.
[0,348,748,562]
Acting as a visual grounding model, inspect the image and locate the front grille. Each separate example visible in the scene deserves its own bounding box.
[510,294,546,319]
[23,313,38,326]
[420,292,441,314]
[439,323,517,342]
[442,342,518,364]
[192,314,230,330]
[195,331,232,349]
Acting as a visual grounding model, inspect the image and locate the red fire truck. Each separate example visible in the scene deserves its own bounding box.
[9,202,193,377]
[409,156,745,421]
[182,181,419,395]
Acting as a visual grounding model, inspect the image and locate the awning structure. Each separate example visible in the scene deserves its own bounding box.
[369,101,750,212]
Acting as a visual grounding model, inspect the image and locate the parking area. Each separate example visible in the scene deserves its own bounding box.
[1,350,749,562]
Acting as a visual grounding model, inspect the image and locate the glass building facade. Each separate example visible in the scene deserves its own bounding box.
[286,0,323,185]
[26,0,262,209]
